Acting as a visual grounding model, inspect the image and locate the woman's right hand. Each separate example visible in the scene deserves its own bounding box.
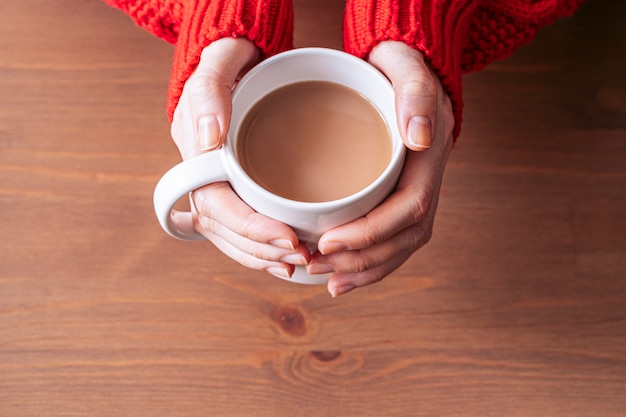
[170,38,310,279]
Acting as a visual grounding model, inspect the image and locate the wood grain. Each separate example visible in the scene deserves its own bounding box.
[1,0,625,416]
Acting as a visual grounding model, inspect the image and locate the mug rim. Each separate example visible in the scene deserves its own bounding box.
[225,47,405,212]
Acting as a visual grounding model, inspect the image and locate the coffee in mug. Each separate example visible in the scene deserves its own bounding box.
[236,80,392,203]
[153,48,406,285]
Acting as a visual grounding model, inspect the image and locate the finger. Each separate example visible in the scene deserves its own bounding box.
[369,41,437,151]
[192,182,301,250]
[318,185,435,254]
[204,230,296,279]
[326,251,413,297]
[317,151,438,255]
[196,213,310,266]
[309,219,432,275]
[187,75,231,152]
[190,38,260,152]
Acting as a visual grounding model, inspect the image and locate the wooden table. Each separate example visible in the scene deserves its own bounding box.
[1,1,625,415]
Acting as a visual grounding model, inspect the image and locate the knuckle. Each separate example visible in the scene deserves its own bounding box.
[248,244,270,261]
[361,216,387,248]
[362,228,381,249]
[407,222,433,252]
[194,212,216,235]
[188,78,212,102]
[408,186,435,225]
[186,75,208,95]
[187,73,225,104]
[354,252,377,273]
[192,188,211,215]
[235,210,262,240]
[191,190,207,215]
[399,75,436,100]
[193,183,228,216]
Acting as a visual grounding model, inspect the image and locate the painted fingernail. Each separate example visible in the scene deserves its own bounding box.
[408,116,432,149]
[319,241,347,255]
[280,253,308,266]
[269,239,295,250]
[306,263,336,275]
[331,284,356,298]
[198,115,221,151]
[266,266,292,279]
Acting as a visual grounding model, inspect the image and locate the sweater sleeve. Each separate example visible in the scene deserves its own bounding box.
[343,0,585,138]
[105,0,294,121]
[104,0,183,43]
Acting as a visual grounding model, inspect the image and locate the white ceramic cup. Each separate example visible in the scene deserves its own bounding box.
[153,47,406,285]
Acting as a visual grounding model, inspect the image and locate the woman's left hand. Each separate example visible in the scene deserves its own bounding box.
[307,41,456,297]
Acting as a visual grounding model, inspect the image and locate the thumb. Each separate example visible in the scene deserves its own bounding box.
[368,41,437,151]
[188,38,260,152]
[186,73,231,152]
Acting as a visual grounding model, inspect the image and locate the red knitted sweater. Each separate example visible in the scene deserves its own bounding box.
[105,0,584,138]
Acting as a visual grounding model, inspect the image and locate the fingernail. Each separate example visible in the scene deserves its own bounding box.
[269,239,295,250]
[307,263,336,275]
[280,253,308,266]
[408,116,432,149]
[319,241,347,255]
[198,115,221,151]
[331,284,356,298]
[266,266,292,279]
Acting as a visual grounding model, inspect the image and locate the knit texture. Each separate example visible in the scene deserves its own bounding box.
[104,0,183,43]
[343,0,585,138]
[106,0,294,121]
[107,0,584,137]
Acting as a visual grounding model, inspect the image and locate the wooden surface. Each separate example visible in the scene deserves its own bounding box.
[1,0,625,416]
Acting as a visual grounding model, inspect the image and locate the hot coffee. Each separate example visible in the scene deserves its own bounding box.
[154,48,406,283]
[236,81,391,202]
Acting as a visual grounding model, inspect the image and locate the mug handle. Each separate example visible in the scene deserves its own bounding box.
[153,151,228,240]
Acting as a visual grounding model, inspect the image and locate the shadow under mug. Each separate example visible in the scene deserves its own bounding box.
[153,48,406,285]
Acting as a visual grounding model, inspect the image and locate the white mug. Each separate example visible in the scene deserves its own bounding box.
[153,48,406,284]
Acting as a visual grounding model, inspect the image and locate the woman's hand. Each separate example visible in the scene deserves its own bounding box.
[171,37,259,159]
[171,38,310,279]
[307,41,456,297]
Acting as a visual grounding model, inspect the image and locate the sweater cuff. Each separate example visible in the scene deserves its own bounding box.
[168,0,294,121]
[343,0,474,139]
